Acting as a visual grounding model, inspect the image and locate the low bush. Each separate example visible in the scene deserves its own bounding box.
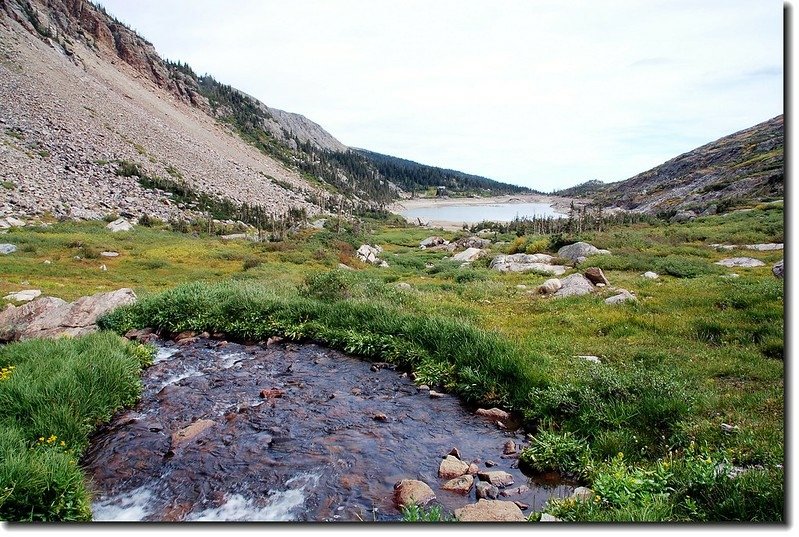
[519,430,591,476]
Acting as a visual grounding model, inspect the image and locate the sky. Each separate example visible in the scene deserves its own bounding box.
[98,0,783,192]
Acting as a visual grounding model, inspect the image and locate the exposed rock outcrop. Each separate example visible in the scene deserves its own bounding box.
[557,242,610,263]
[490,253,566,275]
[0,288,136,341]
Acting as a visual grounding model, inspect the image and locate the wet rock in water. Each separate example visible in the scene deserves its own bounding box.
[642,271,659,279]
[605,289,637,305]
[372,413,388,422]
[503,440,517,455]
[583,267,609,285]
[553,273,596,298]
[439,455,470,479]
[557,242,610,263]
[485,460,498,467]
[259,388,285,399]
[467,463,480,475]
[173,331,197,342]
[267,336,284,346]
[172,419,215,446]
[715,257,765,268]
[125,327,154,340]
[478,471,514,488]
[447,447,462,460]
[417,384,430,391]
[513,501,529,511]
[429,390,445,399]
[540,513,562,522]
[571,486,595,501]
[442,474,474,494]
[500,485,530,497]
[3,289,41,302]
[454,499,526,522]
[476,481,499,500]
[394,479,436,508]
[0,244,18,255]
[773,259,784,279]
[475,408,510,423]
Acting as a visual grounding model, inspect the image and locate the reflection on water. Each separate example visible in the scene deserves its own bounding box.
[401,202,563,223]
[83,339,574,521]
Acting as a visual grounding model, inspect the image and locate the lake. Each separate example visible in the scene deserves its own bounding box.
[400,201,564,224]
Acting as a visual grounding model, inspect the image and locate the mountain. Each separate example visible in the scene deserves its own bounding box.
[574,116,784,215]
[0,0,525,228]
[354,149,534,196]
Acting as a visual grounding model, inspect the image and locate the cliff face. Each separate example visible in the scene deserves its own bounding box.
[595,116,784,214]
[0,0,322,222]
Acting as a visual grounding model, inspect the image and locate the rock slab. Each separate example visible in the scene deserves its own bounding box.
[454,499,526,522]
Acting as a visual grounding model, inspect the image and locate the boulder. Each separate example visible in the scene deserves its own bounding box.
[490,253,566,275]
[642,271,659,279]
[0,243,17,255]
[453,236,491,250]
[100,251,120,257]
[571,486,595,501]
[356,244,387,266]
[454,499,526,522]
[420,236,447,248]
[537,278,562,295]
[0,289,136,342]
[476,481,499,500]
[605,289,637,305]
[715,257,766,268]
[452,247,486,263]
[583,267,609,285]
[439,455,470,479]
[477,471,514,488]
[557,242,609,263]
[475,408,510,423]
[773,259,784,279]
[746,243,783,251]
[394,479,436,508]
[172,419,215,447]
[3,289,42,302]
[441,475,474,494]
[670,210,697,223]
[503,440,517,455]
[553,273,595,298]
[106,217,134,232]
[540,513,562,522]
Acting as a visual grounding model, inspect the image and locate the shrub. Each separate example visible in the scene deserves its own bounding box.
[301,270,352,301]
[241,257,262,271]
[519,430,591,476]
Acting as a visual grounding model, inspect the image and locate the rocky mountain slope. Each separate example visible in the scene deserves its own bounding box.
[1,0,525,227]
[577,116,784,215]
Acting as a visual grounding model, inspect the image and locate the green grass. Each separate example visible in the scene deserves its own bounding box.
[0,203,784,522]
[0,333,152,521]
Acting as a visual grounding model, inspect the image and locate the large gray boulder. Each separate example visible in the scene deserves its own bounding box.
[106,217,134,232]
[356,244,388,266]
[420,236,447,248]
[773,259,784,279]
[0,244,17,255]
[453,236,491,250]
[715,257,766,268]
[452,247,486,263]
[0,289,137,341]
[557,242,610,263]
[490,253,566,275]
[553,273,595,298]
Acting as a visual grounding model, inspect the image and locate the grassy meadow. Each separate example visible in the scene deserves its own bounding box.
[0,202,784,521]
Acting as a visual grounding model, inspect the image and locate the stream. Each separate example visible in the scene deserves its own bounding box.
[82,338,575,521]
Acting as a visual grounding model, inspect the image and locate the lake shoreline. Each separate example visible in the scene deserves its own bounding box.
[388,193,581,230]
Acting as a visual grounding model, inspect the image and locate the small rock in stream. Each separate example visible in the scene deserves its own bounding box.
[447,447,462,460]
[503,440,517,455]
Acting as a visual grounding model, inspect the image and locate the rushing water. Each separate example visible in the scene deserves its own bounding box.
[400,202,563,224]
[82,338,574,522]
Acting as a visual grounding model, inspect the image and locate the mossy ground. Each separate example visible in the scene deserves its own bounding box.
[0,202,784,521]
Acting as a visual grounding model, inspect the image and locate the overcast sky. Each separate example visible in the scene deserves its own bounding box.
[98,0,783,192]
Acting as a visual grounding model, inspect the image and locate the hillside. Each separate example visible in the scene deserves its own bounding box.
[0,0,527,227]
[581,116,784,215]
[355,149,534,197]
